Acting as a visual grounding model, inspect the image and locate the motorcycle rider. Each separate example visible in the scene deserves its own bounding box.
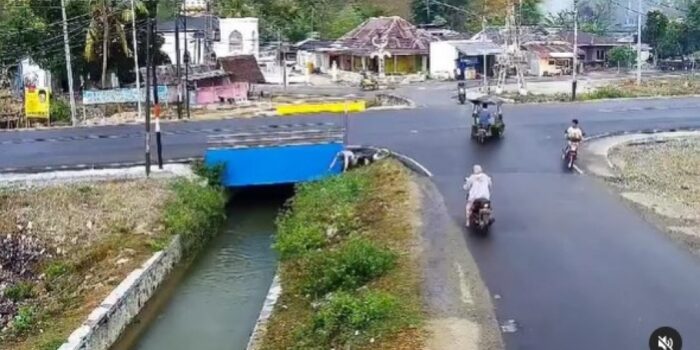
[463,164,493,227]
[563,118,584,157]
[478,103,494,127]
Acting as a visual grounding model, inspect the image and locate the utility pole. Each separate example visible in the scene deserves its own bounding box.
[636,0,642,85]
[482,16,488,91]
[184,11,191,118]
[60,0,77,126]
[572,0,579,101]
[130,0,142,122]
[145,18,152,177]
[174,4,182,119]
[150,10,163,170]
[278,30,287,89]
[426,0,431,20]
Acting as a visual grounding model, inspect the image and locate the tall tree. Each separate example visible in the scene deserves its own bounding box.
[520,0,544,26]
[643,10,668,64]
[84,0,147,88]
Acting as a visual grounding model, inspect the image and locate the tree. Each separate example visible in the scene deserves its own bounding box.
[84,0,148,89]
[643,10,669,64]
[322,5,364,40]
[657,21,687,59]
[608,46,636,71]
[520,0,543,26]
[544,0,612,35]
[216,0,259,18]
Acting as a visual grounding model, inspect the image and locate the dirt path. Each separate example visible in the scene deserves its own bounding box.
[415,178,503,350]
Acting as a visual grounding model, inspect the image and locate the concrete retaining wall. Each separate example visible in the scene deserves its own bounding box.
[58,235,184,350]
[245,273,282,350]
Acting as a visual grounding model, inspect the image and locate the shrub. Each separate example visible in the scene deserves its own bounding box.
[299,291,399,347]
[191,159,225,187]
[44,261,71,280]
[300,238,396,298]
[4,281,35,302]
[12,306,36,333]
[582,86,628,100]
[50,98,71,124]
[274,174,369,259]
[37,338,65,350]
[162,179,227,253]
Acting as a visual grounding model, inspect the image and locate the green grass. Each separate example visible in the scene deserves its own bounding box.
[4,282,36,302]
[263,161,424,350]
[162,178,227,254]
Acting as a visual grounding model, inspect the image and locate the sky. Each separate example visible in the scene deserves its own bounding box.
[541,0,574,14]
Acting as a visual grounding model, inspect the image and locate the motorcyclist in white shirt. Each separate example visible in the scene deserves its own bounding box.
[463,164,493,227]
[563,119,584,157]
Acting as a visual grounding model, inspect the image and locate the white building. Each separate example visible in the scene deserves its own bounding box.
[158,16,259,66]
[430,40,503,80]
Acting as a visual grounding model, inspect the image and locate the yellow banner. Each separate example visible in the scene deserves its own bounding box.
[276,101,366,116]
[25,88,50,120]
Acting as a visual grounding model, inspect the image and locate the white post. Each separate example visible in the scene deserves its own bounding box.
[130,0,142,120]
[636,0,642,85]
[60,0,77,126]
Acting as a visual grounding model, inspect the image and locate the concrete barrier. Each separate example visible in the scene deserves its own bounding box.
[58,236,184,350]
[276,100,366,115]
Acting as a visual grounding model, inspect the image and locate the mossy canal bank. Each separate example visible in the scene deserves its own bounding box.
[0,172,227,350]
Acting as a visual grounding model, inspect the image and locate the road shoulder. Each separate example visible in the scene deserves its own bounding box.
[416,177,503,350]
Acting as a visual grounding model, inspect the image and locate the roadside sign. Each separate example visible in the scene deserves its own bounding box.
[24,87,50,120]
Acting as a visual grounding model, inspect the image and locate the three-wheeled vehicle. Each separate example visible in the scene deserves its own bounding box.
[469,96,505,144]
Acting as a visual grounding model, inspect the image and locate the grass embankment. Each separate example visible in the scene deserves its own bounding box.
[262,160,423,350]
[508,78,700,103]
[609,137,700,248]
[0,172,226,350]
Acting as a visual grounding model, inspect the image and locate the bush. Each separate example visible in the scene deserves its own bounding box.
[300,238,396,298]
[299,291,399,347]
[581,86,629,100]
[4,281,35,302]
[12,306,36,333]
[162,179,227,253]
[50,98,71,124]
[274,174,369,259]
[191,159,225,187]
[44,261,70,280]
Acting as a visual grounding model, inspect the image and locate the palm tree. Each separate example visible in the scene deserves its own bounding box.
[84,0,146,88]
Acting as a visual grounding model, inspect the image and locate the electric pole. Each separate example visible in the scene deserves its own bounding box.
[175,4,182,119]
[145,18,152,177]
[426,0,431,20]
[60,0,77,126]
[636,0,642,85]
[130,0,142,122]
[184,12,191,118]
[572,0,579,101]
[482,16,488,91]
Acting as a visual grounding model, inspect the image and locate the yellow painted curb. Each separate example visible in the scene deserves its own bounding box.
[276,101,366,115]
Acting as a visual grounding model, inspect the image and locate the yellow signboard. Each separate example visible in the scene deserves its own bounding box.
[25,88,50,120]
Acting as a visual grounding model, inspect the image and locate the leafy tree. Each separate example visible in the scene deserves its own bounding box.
[544,0,612,35]
[216,0,259,18]
[520,0,543,25]
[322,5,364,40]
[608,46,636,71]
[657,21,688,59]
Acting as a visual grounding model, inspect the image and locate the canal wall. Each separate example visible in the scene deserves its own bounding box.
[246,273,282,350]
[58,235,184,350]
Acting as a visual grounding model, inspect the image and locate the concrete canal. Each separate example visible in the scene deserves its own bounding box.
[112,187,289,350]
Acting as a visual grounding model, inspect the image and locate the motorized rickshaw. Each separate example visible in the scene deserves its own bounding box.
[469,96,505,143]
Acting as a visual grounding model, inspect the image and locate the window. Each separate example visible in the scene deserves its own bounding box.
[548,60,555,65]
[596,49,605,60]
[228,30,243,53]
[251,30,258,51]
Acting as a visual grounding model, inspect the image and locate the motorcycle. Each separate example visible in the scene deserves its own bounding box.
[564,141,580,170]
[469,198,494,232]
[458,82,466,104]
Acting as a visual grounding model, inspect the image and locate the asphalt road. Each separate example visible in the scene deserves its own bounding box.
[2,91,700,349]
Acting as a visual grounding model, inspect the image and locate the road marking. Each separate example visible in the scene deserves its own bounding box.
[573,164,584,174]
[453,262,474,306]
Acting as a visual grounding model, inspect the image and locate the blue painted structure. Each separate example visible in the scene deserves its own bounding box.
[204,123,345,187]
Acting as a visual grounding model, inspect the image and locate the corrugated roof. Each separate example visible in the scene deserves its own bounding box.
[218,55,265,84]
[449,40,504,56]
[558,31,622,46]
[522,41,582,58]
[333,16,434,55]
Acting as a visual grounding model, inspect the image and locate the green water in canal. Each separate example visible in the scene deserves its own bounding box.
[113,189,285,350]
